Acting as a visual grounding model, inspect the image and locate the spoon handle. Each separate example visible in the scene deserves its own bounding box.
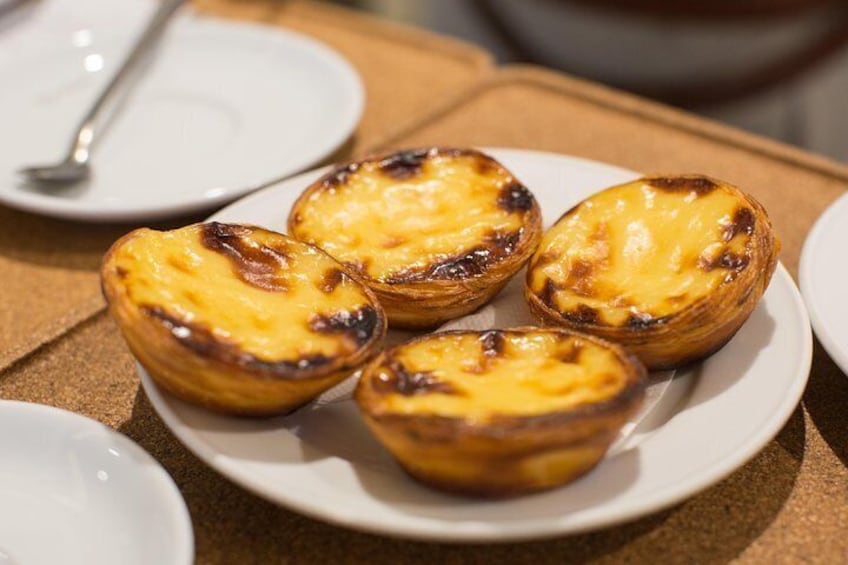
[68,0,186,165]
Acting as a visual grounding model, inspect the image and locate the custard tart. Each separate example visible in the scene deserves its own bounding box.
[101,222,386,416]
[526,175,779,370]
[355,328,646,497]
[288,148,543,329]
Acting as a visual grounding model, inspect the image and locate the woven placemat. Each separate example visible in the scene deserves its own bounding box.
[0,0,492,371]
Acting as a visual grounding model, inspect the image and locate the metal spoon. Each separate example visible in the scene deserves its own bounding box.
[18,0,186,185]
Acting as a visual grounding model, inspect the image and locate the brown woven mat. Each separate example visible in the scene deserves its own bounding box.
[0,0,492,371]
[3,62,847,563]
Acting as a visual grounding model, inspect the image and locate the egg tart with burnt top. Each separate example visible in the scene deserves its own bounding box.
[288,147,543,329]
[101,222,386,416]
[355,328,646,497]
[526,175,779,370]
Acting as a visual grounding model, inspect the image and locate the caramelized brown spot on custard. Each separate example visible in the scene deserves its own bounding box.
[308,305,379,347]
[318,268,347,294]
[497,182,535,213]
[474,156,498,176]
[484,229,523,255]
[201,223,289,292]
[374,360,461,396]
[568,259,594,279]
[723,207,756,242]
[320,162,360,190]
[390,248,490,281]
[589,221,609,243]
[115,266,129,279]
[560,304,600,325]
[699,249,750,276]
[480,330,506,357]
[563,258,597,297]
[539,279,560,309]
[143,305,332,377]
[377,148,431,180]
[648,176,718,195]
[386,229,524,283]
[375,147,478,181]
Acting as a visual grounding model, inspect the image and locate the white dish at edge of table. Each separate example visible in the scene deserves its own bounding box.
[0,0,156,59]
[0,400,193,565]
[138,148,812,542]
[800,191,848,376]
[0,14,363,222]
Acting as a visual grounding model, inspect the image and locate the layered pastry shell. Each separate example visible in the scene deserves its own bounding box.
[525,175,780,370]
[101,222,386,416]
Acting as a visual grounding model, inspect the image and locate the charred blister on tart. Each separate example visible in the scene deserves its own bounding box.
[525,175,780,370]
[288,148,543,329]
[355,328,646,497]
[101,222,386,416]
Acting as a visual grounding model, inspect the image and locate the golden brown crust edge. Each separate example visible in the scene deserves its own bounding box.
[101,225,388,416]
[354,328,646,497]
[364,212,541,330]
[524,179,780,370]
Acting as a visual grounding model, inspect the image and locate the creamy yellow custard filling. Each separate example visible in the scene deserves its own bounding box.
[367,331,632,420]
[290,149,531,282]
[528,176,755,326]
[110,223,377,363]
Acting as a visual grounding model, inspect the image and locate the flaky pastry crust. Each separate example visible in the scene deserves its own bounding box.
[355,328,646,497]
[102,222,386,416]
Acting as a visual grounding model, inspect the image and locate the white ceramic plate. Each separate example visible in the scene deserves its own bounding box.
[0,0,156,61]
[139,148,812,542]
[0,400,193,564]
[0,14,363,221]
[800,192,848,375]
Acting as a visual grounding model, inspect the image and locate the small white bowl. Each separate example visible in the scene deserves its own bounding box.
[0,401,193,565]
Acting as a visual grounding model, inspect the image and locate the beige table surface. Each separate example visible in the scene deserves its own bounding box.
[2,2,847,563]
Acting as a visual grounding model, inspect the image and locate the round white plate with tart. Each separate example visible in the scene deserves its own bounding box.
[800,192,848,376]
[139,148,812,542]
[0,14,362,221]
[0,400,193,564]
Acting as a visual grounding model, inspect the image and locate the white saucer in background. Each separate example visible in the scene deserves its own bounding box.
[800,192,848,376]
[0,15,363,221]
[0,400,193,565]
[0,0,158,67]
